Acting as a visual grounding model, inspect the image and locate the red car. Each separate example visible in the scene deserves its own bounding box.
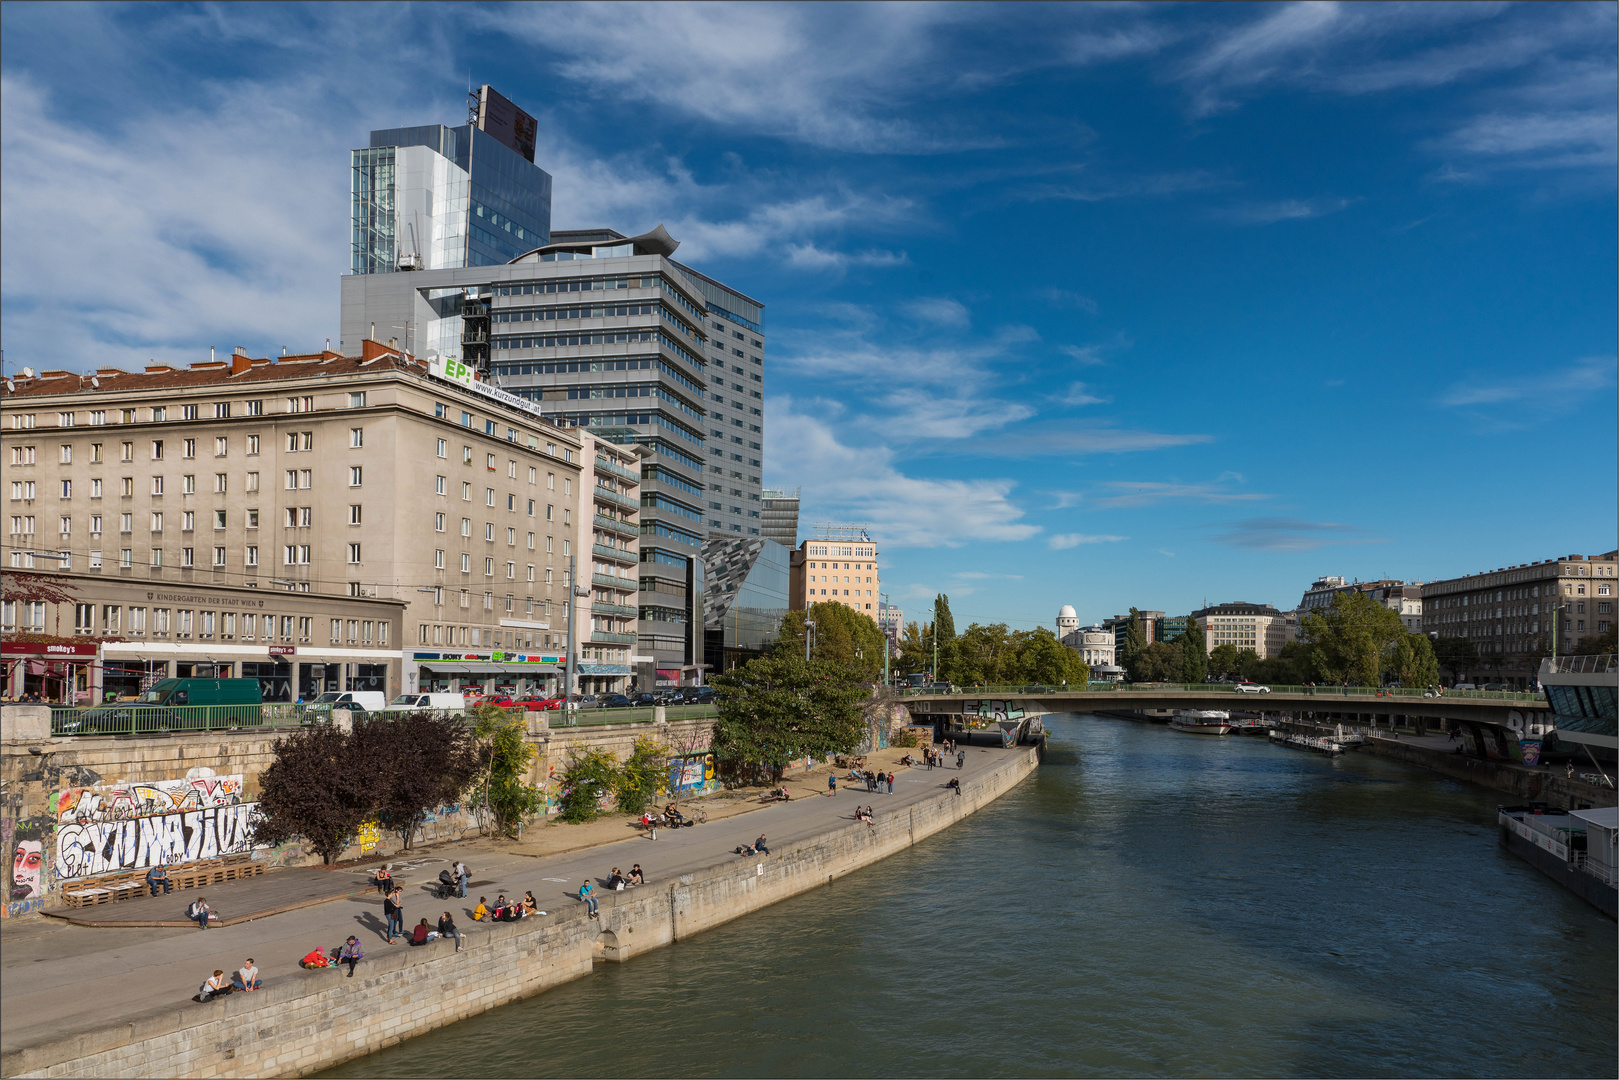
[512,696,564,711]
[480,694,515,708]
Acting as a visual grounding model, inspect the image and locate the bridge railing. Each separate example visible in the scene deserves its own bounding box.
[899,683,1547,704]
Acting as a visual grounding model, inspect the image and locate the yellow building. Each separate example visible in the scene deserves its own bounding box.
[789,528,880,615]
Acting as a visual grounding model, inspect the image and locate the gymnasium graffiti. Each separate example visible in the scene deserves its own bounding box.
[51,771,263,881]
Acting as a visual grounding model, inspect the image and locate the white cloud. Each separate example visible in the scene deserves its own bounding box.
[1216,197,1355,225]
[1438,356,1615,420]
[875,389,1034,441]
[1088,481,1270,509]
[1209,517,1384,552]
[903,297,971,328]
[1048,533,1128,550]
[1061,382,1107,406]
[765,399,1041,547]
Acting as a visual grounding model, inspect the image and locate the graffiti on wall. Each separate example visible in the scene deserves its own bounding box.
[10,824,47,901]
[51,770,263,881]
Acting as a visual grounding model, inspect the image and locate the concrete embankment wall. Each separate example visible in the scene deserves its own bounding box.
[1,745,1041,1080]
[1277,720,1615,811]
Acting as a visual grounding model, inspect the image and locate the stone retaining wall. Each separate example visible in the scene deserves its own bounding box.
[1,745,1040,1079]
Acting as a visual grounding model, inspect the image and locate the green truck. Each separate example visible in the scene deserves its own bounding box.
[58,678,265,735]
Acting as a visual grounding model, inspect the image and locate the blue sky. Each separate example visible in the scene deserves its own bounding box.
[2,2,1615,631]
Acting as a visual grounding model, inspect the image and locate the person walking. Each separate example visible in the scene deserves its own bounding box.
[886,771,894,794]
[455,860,470,898]
[383,887,404,943]
[957,750,965,770]
[338,935,364,977]
[827,774,837,796]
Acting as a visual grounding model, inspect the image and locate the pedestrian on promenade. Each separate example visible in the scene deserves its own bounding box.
[886,771,894,794]
[439,911,463,951]
[754,835,771,855]
[957,750,965,770]
[828,774,837,796]
[948,777,961,796]
[232,958,261,991]
[455,860,469,898]
[338,936,364,977]
[146,862,172,896]
[383,888,404,942]
[188,897,213,929]
[580,880,599,919]
[195,970,230,1002]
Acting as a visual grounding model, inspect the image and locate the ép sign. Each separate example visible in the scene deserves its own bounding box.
[441,359,476,386]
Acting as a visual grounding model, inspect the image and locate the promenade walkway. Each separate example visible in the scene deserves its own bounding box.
[0,745,1011,1057]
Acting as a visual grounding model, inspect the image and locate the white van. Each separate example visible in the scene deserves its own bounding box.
[312,691,387,712]
[389,692,467,712]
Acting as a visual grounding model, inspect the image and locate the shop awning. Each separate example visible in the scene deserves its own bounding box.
[421,662,561,675]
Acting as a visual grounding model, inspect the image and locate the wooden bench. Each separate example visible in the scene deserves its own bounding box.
[59,857,263,907]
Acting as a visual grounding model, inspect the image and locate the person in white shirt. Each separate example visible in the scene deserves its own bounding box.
[232,958,261,991]
[195,970,230,1002]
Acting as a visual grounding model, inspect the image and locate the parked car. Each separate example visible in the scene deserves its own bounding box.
[690,687,718,705]
[479,694,516,708]
[512,695,563,711]
[632,692,662,707]
[310,691,387,714]
[597,693,634,709]
[1233,682,1271,694]
[389,692,467,712]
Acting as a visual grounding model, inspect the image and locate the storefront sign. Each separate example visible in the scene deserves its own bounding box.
[1,642,99,658]
[410,651,563,664]
[268,645,297,657]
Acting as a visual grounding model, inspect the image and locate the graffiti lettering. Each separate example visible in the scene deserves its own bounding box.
[54,804,262,880]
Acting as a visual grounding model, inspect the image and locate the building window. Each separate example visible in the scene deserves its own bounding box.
[350,427,364,447]
[349,504,363,526]
[215,436,228,457]
[183,439,195,458]
[214,473,227,493]
[349,466,363,486]
[246,546,258,566]
[349,392,367,408]
[348,543,362,563]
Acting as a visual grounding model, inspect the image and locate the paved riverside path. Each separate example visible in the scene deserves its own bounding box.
[0,745,1016,1056]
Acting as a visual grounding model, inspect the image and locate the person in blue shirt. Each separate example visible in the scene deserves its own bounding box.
[580,880,598,918]
[146,862,172,896]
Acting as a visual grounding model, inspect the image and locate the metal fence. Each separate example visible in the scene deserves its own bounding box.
[899,683,1547,704]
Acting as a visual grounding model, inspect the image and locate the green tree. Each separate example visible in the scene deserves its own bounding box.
[934,594,958,682]
[1585,623,1618,655]
[1014,627,1090,685]
[1234,648,1262,679]
[1118,608,1148,677]
[709,653,867,783]
[557,746,621,823]
[472,705,542,838]
[1390,633,1440,687]
[1302,591,1409,686]
[1252,641,1310,685]
[1178,619,1208,683]
[1208,643,1241,679]
[954,622,1016,684]
[778,603,885,682]
[897,620,931,677]
[1432,636,1479,681]
[614,736,669,815]
[1133,640,1181,681]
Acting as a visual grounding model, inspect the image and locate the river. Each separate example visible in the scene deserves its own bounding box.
[322,713,1618,1078]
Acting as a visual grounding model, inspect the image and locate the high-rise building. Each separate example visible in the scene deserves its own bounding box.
[351,86,553,277]
[760,487,799,548]
[701,536,790,676]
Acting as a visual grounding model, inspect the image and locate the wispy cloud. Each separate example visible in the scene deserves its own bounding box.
[1060,382,1108,406]
[1437,357,1615,426]
[1049,533,1128,550]
[1088,481,1269,508]
[1216,196,1355,225]
[1209,516,1386,552]
[966,427,1215,458]
[903,297,971,328]
[1041,288,1100,314]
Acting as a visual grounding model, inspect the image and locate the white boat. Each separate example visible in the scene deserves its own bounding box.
[1169,709,1233,735]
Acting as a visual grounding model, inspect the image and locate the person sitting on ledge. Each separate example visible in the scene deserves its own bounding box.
[373,864,393,894]
[627,864,644,886]
[196,970,231,1002]
[231,958,261,992]
[410,918,437,945]
[473,896,490,921]
[607,868,627,891]
[338,936,364,977]
[523,890,540,915]
[146,862,172,896]
[187,897,215,930]
[300,946,330,969]
[438,911,463,952]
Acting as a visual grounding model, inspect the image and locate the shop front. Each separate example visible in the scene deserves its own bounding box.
[577,661,633,695]
[404,649,565,698]
[1,641,102,704]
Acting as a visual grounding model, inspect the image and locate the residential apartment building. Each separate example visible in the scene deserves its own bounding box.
[2,341,589,701]
[569,433,641,696]
[1190,602,1292,659]
[761,488,800,548]
[788,527,880,616]
[1299,574,1424,632]
[1421,551,1618,686]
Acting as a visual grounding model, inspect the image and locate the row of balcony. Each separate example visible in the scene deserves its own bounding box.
[593,456,641,486]
[590,601,638,618]
[592,572,637,590]
[593,542,637,566]
[592,486,638,513]
[589,629,637,644]
[593,514,638,539]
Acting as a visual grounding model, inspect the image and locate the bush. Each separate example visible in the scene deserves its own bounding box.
[558,746,621,823]
[615,736,668,815]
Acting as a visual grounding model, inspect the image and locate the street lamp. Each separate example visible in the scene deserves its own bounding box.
[804,619,817,663]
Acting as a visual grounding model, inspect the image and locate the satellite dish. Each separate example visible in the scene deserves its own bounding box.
[91,377,101,388]
[4,380,13,393]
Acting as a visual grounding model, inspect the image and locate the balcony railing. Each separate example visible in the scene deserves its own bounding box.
[592,486,639,512]
[592,572,637,590]
[590,601,638,618]
[1542,654,1617,675]
[593,514,638,539]
[589,629,638,644]
[593,543,637,565]
[593,457,641,485]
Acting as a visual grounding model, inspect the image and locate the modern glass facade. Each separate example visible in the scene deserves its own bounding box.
[703,537,790,674]
[350,147,397,276]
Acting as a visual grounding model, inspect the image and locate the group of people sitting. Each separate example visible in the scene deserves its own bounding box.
[606,865,644,890]
[733,835,771,857]
[854,805,876,823]
[473,892,543,923]
[765,785,791,802]
[298,936,368,976]
[194,957,264,1001]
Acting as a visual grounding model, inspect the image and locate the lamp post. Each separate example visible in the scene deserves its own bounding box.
[881,592,891,687]
[804,619,817,664]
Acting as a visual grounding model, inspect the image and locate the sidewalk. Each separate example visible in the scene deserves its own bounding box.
[0,743,1007,1056]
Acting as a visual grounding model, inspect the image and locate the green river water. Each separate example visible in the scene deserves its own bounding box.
[322,713,1618,1078]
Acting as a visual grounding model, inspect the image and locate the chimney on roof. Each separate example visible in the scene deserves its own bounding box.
[230,349,252,376]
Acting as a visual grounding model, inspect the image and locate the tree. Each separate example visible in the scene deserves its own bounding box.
[557,746,620,823]
[1233,649,1262,679]
[359,712,482,849]
[1118,608,1148,677]
[1132,641,1181,681]
[953,622,1017,685]
[1014,627,1090,685]
[1586,623,1618,656]
[1208,643,1240,679]
[1301,591,1408,686]
[1389,632,1440,687]
[934,594,958,682]
[709,653,867,783]
[1179,619,1208,683]
[777,603,885,682]
[472,705,542,838]
[252,725,380,865]
[1431,636,1479,682]
[615,736,668,815]
[897,620,931,677]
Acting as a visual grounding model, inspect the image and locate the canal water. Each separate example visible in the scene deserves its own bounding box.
[322,714,1617,1078]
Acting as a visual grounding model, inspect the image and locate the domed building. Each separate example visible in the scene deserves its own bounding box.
[1056,605,1079,640]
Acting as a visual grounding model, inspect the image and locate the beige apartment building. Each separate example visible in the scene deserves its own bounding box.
[572,432,642,695]
[1,340,598,701]
[1421,551,1618,686]
[1190,601,1292,659]
[788,529,881,617]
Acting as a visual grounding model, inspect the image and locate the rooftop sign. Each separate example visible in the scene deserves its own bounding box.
[427,355,551,427]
